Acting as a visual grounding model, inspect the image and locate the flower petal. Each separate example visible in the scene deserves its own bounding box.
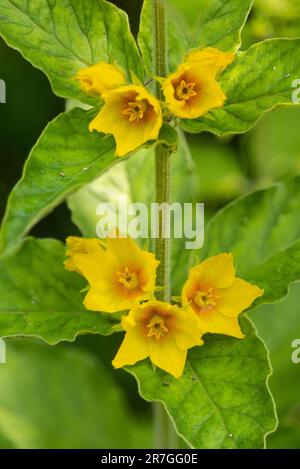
[112,329,149,368]
[194,306,245,339]
[184,47,235,74]
[173,309,203,350]
[76,62,126,96]
[190,253,235,289]
[72,251,120,286]
[216,278,263,317]
[182,69,226,119]
[64,237,104,273]
[107,237,159,292]
[83,287,132,313]
[162,47,234,120]
[89,93,123,135]
[90,85,162,157]
[150,337,187,378]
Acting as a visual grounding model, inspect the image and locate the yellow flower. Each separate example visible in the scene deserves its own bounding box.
[182,253,263,338]
[162,47,234,119]
[112,300,203,378]
[76,62,126,96]
[89,85,163,157]
[64,236,104,274]
[70,236,159,313]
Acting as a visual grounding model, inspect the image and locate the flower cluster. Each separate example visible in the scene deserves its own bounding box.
[65,236,262,378]
[76,47,234,157]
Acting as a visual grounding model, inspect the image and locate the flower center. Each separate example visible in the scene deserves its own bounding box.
[117,267,139,290]
[123,100,147,122]
[147,315,168,340]
[82,78,93,87]
[194,288,216,308]
[176,80,197,101]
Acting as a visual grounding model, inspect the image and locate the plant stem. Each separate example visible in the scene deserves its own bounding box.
[152,0,176,449]
[153,0,167,100]
[155,144,171,302]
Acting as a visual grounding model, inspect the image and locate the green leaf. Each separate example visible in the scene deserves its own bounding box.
[164,0,200,27]
[0,238,120,344]
[200,175,300,307]
[138,0,252,78]
[157,123,178,150]
[0,108,119,260]
[190,0,253,52]
[0,108,176,261]
[0,341,150,448]
[182,39,300,135]
[0,0,143,103]
[127,316,276,449]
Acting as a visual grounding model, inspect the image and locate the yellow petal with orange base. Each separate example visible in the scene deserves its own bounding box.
[89,85,162,156]
[112,301,203,378]
[76,62,126,96]
[70,236,159,313]
[64,236,104,274]
[163,47,235,119]
[182,253,263,339]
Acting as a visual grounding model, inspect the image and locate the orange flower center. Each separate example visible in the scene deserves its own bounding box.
[117,267,139,290]
[147,315,168,340]
[194,288,216,308]
[176,80,197,101]
[82,77,93,86]
[123,100,148,122]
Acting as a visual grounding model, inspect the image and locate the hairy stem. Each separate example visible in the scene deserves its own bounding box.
[152,0,177,449]
[155,143,171,301]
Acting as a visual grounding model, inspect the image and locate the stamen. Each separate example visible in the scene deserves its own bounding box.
[176,80,197,101]
[147,315,168,340]
[123,100,147,122]
[194,288,216,308]
[117,267,139,290]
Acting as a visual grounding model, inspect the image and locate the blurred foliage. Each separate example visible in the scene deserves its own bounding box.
[0,341,151,448]
[243,108,300,185]
[251,283,300,449]
[188,134,248,208]
[0,0,300,449]
[242,0,300,48]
